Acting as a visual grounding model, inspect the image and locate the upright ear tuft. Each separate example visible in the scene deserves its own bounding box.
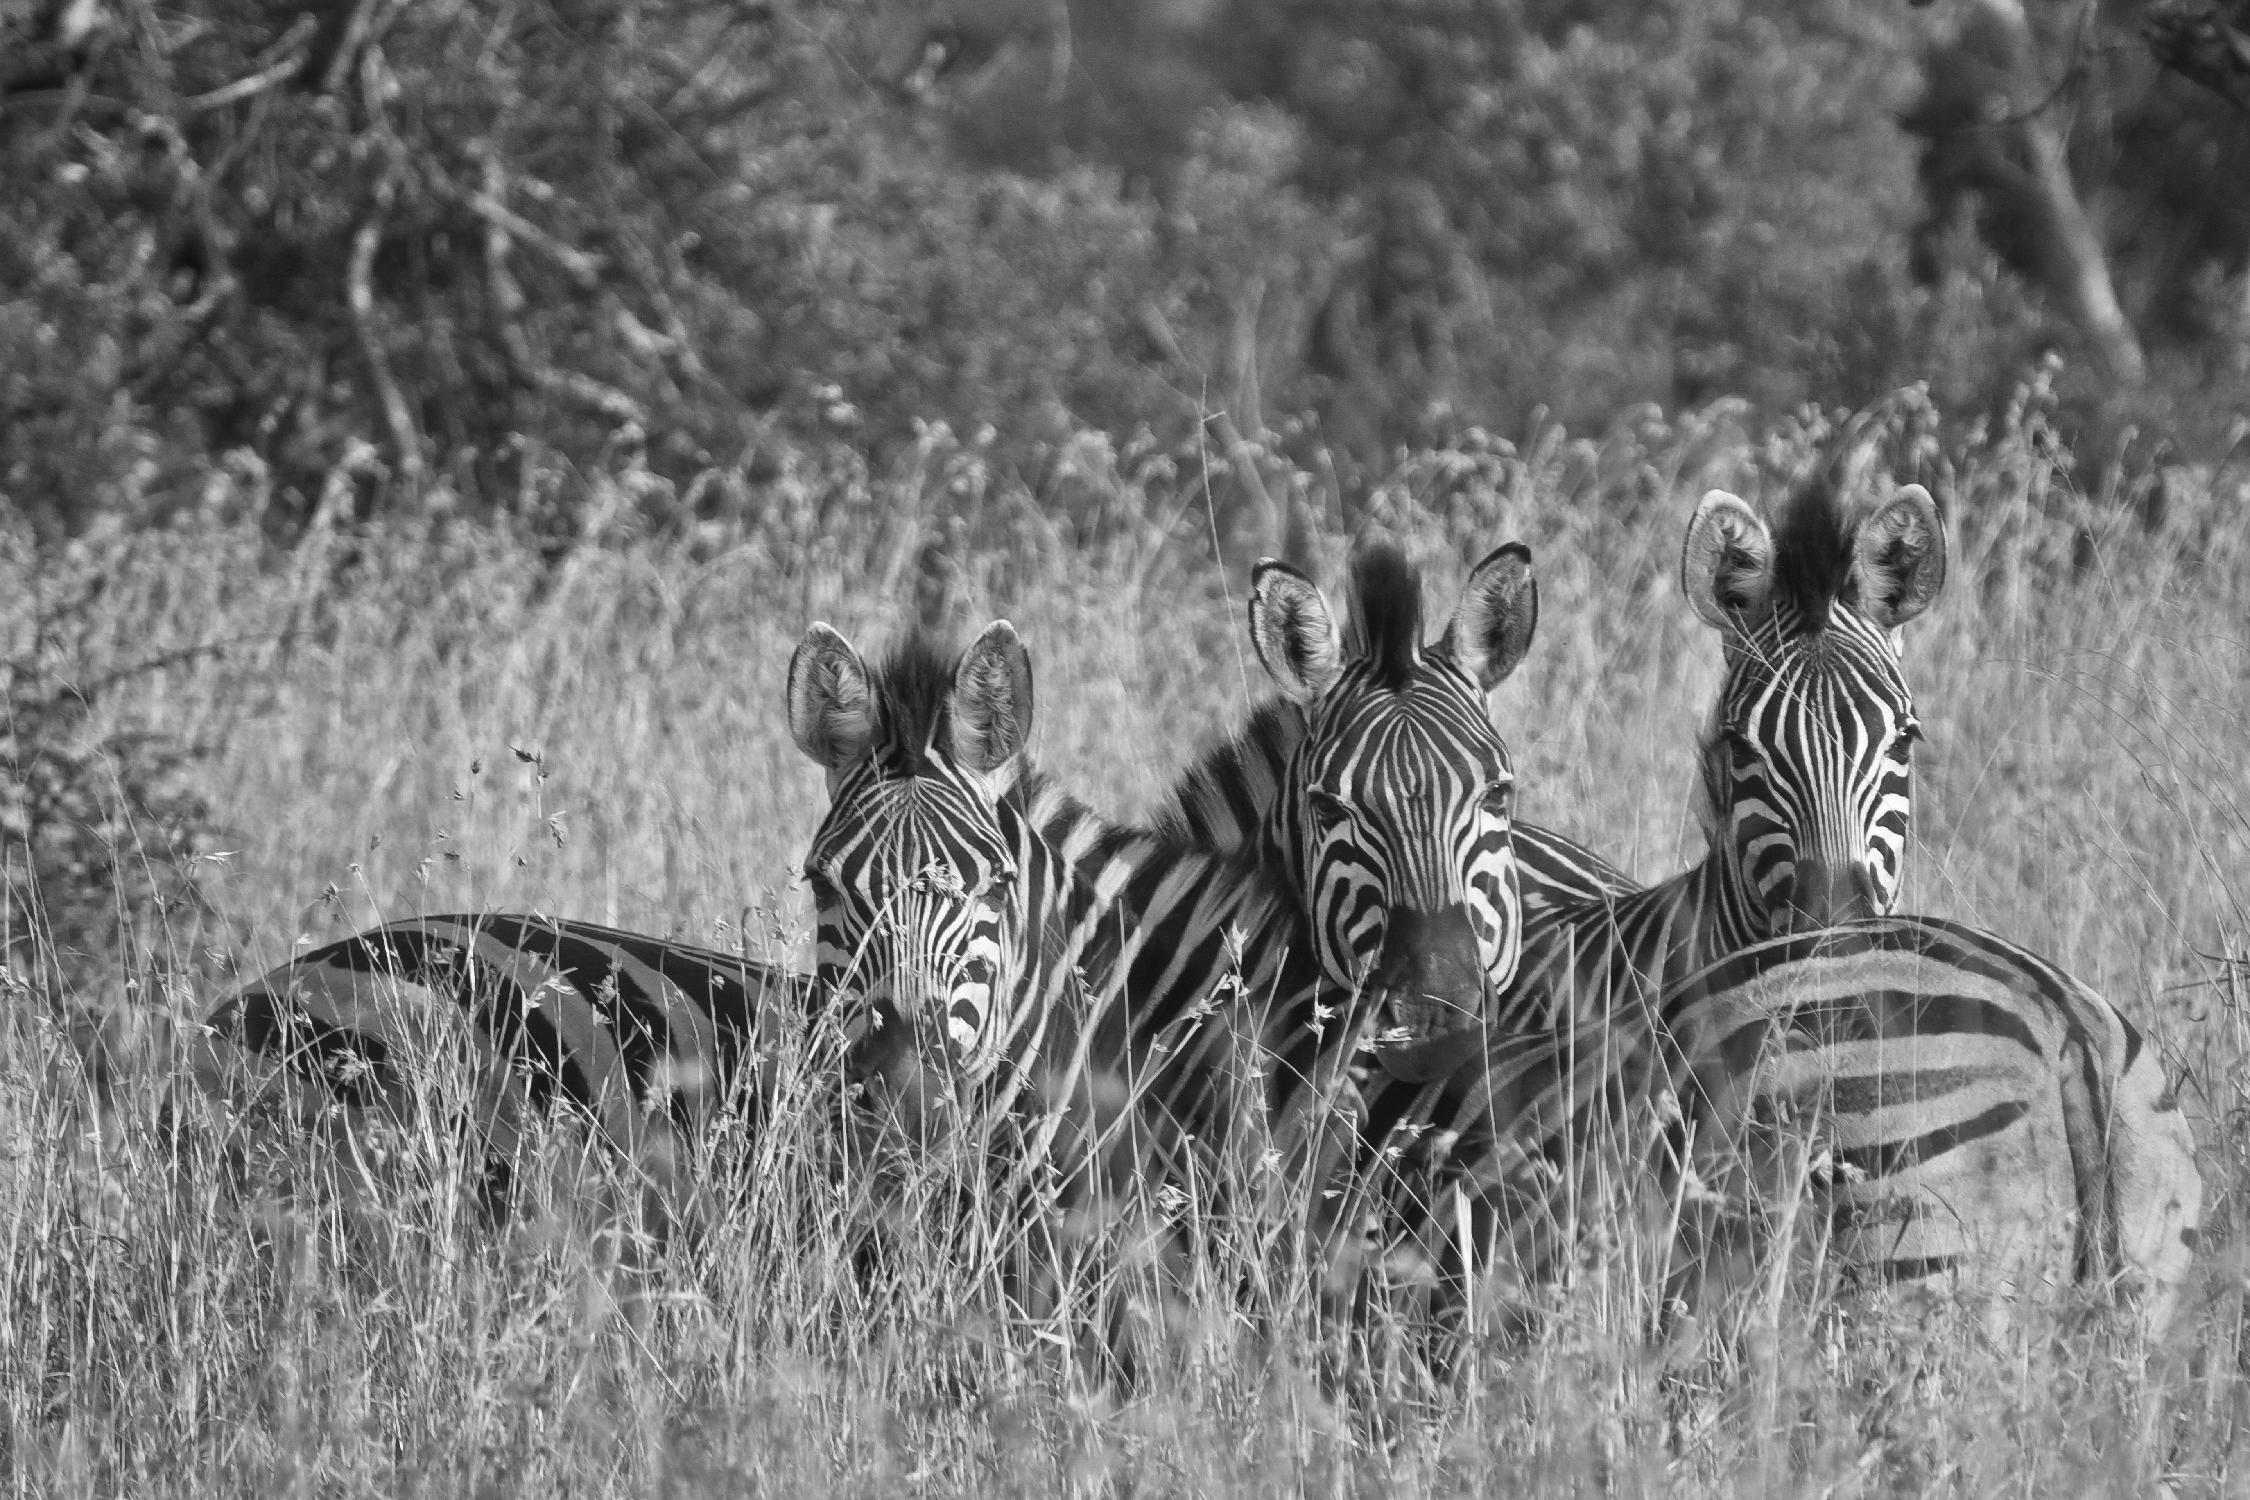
[1444,543,1538,690]
[1851,483,1947,629]
[788,623,875,771]
[1680,489,1776,631]
[1248,558,1344,704]
[948,619,1034,774]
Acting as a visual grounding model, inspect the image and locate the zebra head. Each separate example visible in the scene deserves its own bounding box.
[1681,472,1946,935]
[788,620,1038,1141]
[1248,542,1538,1081]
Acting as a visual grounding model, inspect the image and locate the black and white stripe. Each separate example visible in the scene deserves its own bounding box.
[203,912,799,1210]
[787,559,1576,1323]
[1154,669,1634,924]
[1236,543,1544,1086]
[1332,462,2199,1330]
[785,619,1324,1237]
[1660,919,2200,1328]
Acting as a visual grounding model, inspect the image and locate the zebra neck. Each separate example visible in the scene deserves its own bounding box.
[1008,761,1305,1027]
[1150,696,1305,874]
[1076,833,1304,1025]
[1684,847,1771,973]
[1509,851,1770,1033]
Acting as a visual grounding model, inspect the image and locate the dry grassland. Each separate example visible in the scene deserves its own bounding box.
[3,396,2248,1495]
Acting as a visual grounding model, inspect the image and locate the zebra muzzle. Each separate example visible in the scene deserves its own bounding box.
[1366,903,1487,1083]
[1776,858,1881,932]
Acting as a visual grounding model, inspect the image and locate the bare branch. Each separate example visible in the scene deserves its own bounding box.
[610,232,711,387]
[348,165,426,497]
[458,189,606,291]
[479,153,648,429]
[322,0,388,96]
[185,17,316,114]
[2145,1,2250,115]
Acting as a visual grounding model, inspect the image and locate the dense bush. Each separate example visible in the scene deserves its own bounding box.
[4,0,2242,541]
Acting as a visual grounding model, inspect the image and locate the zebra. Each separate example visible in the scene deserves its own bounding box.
[1155,639,1633,925]
[1286,470,2200,1335]
[783,616,1327,1355]
[198,912,802,1226]
[785,547,1547,1308]
[1661,917,2202,1336]
[193,542,1541,1268]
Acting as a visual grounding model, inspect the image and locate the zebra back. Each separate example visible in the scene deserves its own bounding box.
[1660,917,2202,1332]
[201,911,801,1219]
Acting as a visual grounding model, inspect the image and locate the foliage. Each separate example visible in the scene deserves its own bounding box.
[4,0,2243,541]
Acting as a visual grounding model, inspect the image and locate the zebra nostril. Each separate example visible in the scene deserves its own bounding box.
[1852,862,1882,915]
[1766,869,1798,930]
[845,996,907,1084]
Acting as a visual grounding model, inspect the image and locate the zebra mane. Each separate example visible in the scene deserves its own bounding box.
[1347,542,1425,689]
[1693,698,1728,844]
[870,630,964,775]
[1150,696,1302,855]
[1768,460,1858,636]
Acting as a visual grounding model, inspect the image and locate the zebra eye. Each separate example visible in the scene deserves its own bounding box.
[1893,720,1923,757]
[1481,780,1516,819]
[1306,788,1352,830]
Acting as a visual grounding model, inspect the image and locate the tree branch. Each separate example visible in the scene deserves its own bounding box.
[185,14,316,113]
[479,152,648,429]
[348,164,426,496]
[2145,1,2250,116]
[457,187,606,291]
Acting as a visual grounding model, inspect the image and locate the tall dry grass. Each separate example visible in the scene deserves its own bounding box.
[3,386,2249,1494]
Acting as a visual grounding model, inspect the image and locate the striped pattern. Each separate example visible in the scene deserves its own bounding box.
[1700,572,1918,931]
[1156,698,1636,923]
[1238,543,1544,1086]
[1664,920,2201,1329]
[204,620,1328,1254]
[788,619,1320,1221]
[202,912,798,1208]
[1333,465,2199,1330]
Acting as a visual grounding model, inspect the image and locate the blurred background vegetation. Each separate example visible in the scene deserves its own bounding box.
[2,0,2248,984]
[2,0,2245,546]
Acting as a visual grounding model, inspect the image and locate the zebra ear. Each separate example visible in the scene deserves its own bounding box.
[1852,482,1947,629]
[788,622,875,772]
[1680,489,1775,631]
[1444,542,1538,690]
[1249,558,1343,704]
[948,619,1035,775]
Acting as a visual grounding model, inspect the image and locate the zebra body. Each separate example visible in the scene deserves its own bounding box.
[1660,919,2200,1327]
[1372,913,2201,1333]
[201,913,800,1206]
[1259,449,2197,1330]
